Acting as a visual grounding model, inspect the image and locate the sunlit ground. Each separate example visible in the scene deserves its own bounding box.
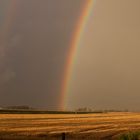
[0,112,140,139]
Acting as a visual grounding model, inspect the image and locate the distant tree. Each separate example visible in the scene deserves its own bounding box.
[76,107,92,112]
[4,105,32,110]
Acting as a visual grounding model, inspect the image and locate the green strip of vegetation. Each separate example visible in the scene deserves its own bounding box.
[119,131,140,140]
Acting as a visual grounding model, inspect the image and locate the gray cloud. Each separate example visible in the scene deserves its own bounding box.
[1,0,140,111]
[0,0,85,110]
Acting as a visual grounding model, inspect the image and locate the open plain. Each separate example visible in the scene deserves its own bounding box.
[0,112,140,140]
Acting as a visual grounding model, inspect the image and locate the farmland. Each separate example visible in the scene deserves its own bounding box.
[0,112,140,139]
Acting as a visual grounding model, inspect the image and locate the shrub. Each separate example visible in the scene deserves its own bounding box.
[119,131,140,140]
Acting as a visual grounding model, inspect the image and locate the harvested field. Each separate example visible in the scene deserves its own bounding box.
[0,112,140,140]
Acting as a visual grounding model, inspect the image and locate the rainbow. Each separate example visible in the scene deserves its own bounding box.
[60,0,96,110]
[0,0,19,47]
[1,0,96,110]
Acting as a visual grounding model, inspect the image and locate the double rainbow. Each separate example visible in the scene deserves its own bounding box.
[1,0,96,110]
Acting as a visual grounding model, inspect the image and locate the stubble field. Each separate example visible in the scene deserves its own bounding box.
[0,112,140,140]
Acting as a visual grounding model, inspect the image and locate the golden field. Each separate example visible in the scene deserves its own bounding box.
[0,112,140,140]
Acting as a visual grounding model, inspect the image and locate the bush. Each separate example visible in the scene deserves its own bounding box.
[119,131,140,140]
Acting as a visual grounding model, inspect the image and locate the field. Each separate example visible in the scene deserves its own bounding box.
[0,112,140,140]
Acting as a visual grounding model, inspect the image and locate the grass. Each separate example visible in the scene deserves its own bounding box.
[119,131,140,140]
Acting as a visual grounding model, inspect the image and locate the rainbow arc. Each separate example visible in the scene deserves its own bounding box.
[60,0,96,110]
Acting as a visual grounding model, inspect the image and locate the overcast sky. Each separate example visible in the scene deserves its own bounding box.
[0,0,140,111]
[67,0,140,111]
[0,0,85,110]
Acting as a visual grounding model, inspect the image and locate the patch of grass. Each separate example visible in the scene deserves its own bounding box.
[119,131,140,140]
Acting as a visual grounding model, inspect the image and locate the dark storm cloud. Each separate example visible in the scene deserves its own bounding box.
[2,0,140,111]
[0,0,85,109]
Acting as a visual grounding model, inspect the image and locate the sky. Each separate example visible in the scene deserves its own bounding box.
[0,0,140,111]
[0,0,85,110]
